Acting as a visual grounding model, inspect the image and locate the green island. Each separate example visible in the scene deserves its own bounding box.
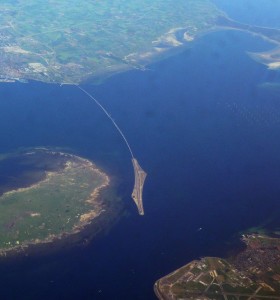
[0,148,119,257]
[154,234,280,299]
[1,0,280,85]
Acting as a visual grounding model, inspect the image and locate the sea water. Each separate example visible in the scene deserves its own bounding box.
[0,28,280,300]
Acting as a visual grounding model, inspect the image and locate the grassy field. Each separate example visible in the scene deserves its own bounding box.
[0,0,223,83]
[0,150,110,253]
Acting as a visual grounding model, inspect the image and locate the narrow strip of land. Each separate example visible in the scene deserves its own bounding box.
[131,158,147,215]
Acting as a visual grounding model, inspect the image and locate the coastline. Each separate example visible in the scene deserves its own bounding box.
[154,234,280,299]
[0,149,120,259]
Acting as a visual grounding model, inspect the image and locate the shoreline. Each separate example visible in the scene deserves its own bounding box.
[154,233,280,299]
[0,149,119,259]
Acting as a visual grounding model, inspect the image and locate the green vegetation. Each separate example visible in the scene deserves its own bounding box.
[154,235,280,299]
[1,1,280,83]
[0,0,224,84]
[0,149,112,256]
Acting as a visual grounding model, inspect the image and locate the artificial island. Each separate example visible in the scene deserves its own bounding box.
[154,234,280,299]
[131,158,147,216]
[0,148,121,257]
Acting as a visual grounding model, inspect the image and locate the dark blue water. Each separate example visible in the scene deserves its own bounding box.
[0,29,280,299]
[212,0,280,27]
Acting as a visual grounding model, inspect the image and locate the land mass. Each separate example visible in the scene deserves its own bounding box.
[216,16,280,70]
[1,0,280,84]
[131,158,147,215]
[154,234,280,299]
[0,148,119,257]
[0,0,223,84]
